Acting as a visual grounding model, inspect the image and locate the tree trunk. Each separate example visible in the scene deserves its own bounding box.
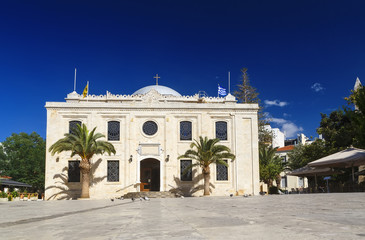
[80,160,91,198]
[203,166,210,196]
[275,175,281,189]
[267,179,273,188]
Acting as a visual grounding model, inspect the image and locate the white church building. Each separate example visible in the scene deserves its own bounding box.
[45,82,260,200]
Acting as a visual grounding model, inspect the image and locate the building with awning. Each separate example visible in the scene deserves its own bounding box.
[0,178,32,188]
[0,176,32,191]
[308,147,365,181]
[287,166,343,192]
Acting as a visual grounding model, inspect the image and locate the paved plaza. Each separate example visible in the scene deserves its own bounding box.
[1,193,365,239]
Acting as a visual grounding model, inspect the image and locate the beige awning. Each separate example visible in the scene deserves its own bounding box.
[308,147,365,168]
[287,166,340,177]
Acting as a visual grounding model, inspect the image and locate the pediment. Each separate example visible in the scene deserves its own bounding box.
[141,89,163,103]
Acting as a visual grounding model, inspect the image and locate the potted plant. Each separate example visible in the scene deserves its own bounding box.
[0,192,8,201]
[22,190,29,201]
[30,193,38,201]
[11,191,20,201]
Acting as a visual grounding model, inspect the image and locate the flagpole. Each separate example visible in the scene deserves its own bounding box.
[228,71,230,94]
[218,84,219,97]
[74,68,77,92]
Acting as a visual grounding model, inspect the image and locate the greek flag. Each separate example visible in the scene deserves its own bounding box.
[218,85,227,96]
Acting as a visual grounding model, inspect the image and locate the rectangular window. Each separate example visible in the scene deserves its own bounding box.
[216,160,228,181]
[68,161,80,182]
[281,156,287,163]
[281,176,288,188]
[107,160,119,182]
[180,160,192,181]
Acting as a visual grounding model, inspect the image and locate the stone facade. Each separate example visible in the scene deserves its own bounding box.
[45,86,259,200]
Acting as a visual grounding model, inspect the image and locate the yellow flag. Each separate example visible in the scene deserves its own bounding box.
[82,83,88,98]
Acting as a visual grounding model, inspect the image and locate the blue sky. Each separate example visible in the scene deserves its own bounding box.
[0,1,364,141]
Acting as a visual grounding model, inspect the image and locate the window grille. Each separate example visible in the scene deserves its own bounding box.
[216,160,228,181]
[143,121,158,136]
[108,121,120,141]
[215,121,227,140]
[69,121,81,134]
[107,161,119,182]
[68,161,80,182]
[180,121,192,140]
[180,160,192,181]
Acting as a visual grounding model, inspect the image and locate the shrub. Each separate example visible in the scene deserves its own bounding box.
[0,192,8,198]
[11,191,19,198]
[269,186,279,194]
[8,195,12,201]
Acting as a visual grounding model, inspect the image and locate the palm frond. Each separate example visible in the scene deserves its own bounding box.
[48,123,116,163]
[178,136,235,170]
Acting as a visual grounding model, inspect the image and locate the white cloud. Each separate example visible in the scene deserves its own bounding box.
[311,83,324,92]
[270,118,288,124]
[268,117,304,138]
[264,99,288,107]
[282,123,304,138]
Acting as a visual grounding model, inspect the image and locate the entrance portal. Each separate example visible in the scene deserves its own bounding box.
[140,158,160,191]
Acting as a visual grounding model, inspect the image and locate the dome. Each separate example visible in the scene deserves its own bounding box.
[132,85,182,97]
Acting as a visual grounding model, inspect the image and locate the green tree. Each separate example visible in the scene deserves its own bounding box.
[346,85,365,148]
[287,140,330,170]
[233,67,272,146]
[317,109,356,149]
[0,132,45,192]
[49,124,116,198]
[233,68,259,104]
[259,145,283,189]
[286,144,305,170]
[0,144,8,174]
[178,136,235,196]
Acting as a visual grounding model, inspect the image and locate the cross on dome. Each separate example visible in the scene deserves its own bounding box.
[153,74,160,85]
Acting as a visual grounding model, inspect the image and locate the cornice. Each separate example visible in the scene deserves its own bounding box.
[48,107,258,113]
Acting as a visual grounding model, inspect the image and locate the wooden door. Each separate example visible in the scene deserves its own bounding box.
[140,168,152,192]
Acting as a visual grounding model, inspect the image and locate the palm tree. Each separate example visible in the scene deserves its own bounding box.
[178,136,235,196]
[49,124,116,198]
[259,145,283,189]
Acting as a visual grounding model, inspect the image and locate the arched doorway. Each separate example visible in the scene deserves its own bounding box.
[140,158,160,191]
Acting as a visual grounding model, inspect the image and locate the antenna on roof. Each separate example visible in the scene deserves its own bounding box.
[198,91,207,98]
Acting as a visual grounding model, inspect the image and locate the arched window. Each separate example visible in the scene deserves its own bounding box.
[69,121,81,134]
[215,121,227,140]
[180,121,192,141]
[108,121,120,141]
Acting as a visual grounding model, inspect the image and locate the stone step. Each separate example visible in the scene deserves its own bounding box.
[123,191,176,199]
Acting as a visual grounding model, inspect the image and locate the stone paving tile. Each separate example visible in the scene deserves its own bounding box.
[1,193,365,239]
